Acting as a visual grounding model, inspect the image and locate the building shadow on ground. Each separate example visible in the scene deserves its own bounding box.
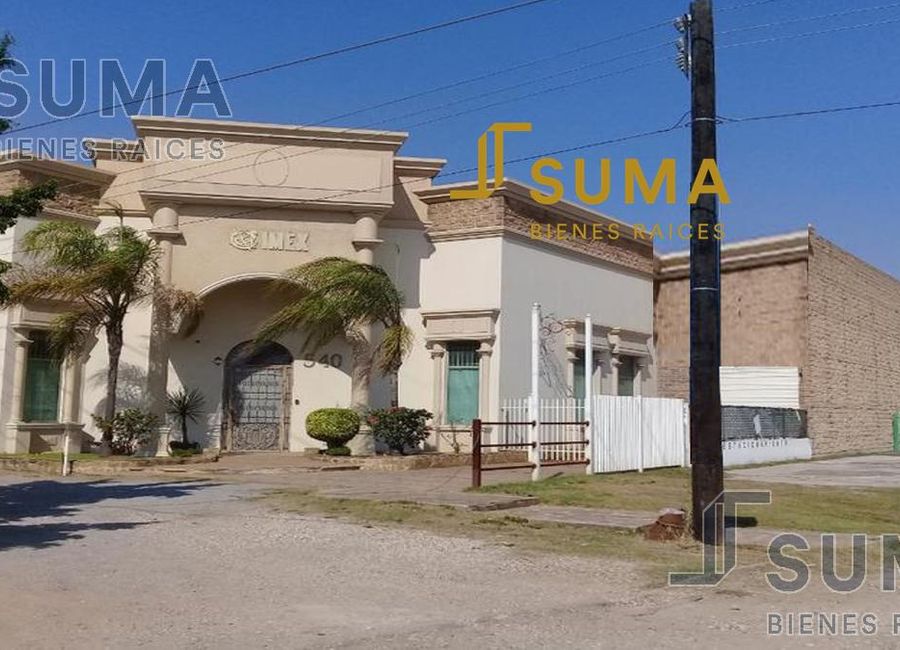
[0,478,220,552]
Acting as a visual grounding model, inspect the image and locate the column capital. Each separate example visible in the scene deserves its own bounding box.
[427,341,446,359]
[148,203,182,241]
[11,325,31,344]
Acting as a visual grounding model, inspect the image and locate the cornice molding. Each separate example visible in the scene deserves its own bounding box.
[394,156,446,178]
[656,229,811,280]
[130,116,408,151]
[82,138,144,162]
[138,189,392,213]
[0,154,116,186]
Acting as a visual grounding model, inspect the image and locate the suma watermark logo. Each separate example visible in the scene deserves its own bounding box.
[668,490,900,594]
[449,122,730,207]
[0,58,232,119]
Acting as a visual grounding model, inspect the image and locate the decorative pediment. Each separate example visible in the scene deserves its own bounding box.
[421,309,498,343]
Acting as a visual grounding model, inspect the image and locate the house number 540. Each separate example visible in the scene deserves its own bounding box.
[302,354,343,368]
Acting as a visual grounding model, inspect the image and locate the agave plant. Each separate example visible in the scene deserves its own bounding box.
[166,388,206,446]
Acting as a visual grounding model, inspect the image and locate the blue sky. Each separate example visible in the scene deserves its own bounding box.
[3,0,899,272]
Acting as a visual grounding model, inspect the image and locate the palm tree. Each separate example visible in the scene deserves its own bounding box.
[4,221,199,445]
[166,388,206,446]
[256,257,412,407]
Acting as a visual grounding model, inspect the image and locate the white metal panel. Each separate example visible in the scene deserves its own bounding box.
[591,395,687,473]
[720,366,800,409]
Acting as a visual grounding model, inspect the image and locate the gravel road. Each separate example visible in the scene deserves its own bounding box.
[1,473,897,649]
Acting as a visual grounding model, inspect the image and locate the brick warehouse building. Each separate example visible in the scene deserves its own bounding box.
[655,228,900,456]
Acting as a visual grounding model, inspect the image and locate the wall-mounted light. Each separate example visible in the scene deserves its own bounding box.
[212,356,223,366]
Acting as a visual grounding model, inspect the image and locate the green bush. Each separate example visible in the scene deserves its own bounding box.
[323,445,351,456]
[367,407,432,455]
[94,409,159,455]
[306,408,360,450]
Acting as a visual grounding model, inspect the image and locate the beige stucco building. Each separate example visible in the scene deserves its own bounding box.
[0,116,657,455]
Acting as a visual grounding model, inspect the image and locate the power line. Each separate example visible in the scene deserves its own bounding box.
[98,3,900,203]
[28,18,676,199]
[317,19,672,125]
[93,57,671,204]
[3,0,558,135]
[66,8,900,201]
[718,2,900,35]
[718,99,900,123]
[718,0,784,12]
[719,14,900,49]
[27,8,900,201]
[5,96,900,260]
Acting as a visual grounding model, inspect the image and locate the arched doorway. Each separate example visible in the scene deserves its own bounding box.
[223,340,293,451]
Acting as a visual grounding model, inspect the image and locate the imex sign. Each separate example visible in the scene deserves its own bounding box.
[449,122,731,207]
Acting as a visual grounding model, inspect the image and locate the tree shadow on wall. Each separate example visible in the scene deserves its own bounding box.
[88,361,150,416]
[0,477,219,552]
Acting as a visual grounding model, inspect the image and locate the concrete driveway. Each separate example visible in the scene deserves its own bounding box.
[728,454,900,487]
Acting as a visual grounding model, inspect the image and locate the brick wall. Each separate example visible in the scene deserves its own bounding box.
[805,234,900,454]
[20,170,101,215]
[0,168,100,215]
[0,169,24,195]
[654,260,808,400]
[427,195,653,275]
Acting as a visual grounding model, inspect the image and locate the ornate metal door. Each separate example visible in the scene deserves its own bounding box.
[224,341,292,451]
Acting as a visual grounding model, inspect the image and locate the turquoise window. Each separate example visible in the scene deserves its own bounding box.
[23,331,62,422]
[446,342,479,424]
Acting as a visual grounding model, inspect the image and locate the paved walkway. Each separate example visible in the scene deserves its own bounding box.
[498,505,657,531]
[165,456,583,511]
[728,454,900,487]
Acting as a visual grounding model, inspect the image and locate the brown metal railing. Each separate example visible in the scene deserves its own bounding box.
[471,418,590,488]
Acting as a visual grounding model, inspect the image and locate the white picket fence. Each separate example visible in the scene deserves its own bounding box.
[499,395,689,473]
[498,398,587,462]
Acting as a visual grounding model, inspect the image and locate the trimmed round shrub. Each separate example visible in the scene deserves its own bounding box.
[306,408,360,451]
[323,445,351,456]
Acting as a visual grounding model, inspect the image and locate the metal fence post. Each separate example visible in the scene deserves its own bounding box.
[471,418,482,488]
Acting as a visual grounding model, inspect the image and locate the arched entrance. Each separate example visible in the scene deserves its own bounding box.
[223,340,293,451]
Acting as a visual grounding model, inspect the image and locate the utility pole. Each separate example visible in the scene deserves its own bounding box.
[678,0,724,543]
